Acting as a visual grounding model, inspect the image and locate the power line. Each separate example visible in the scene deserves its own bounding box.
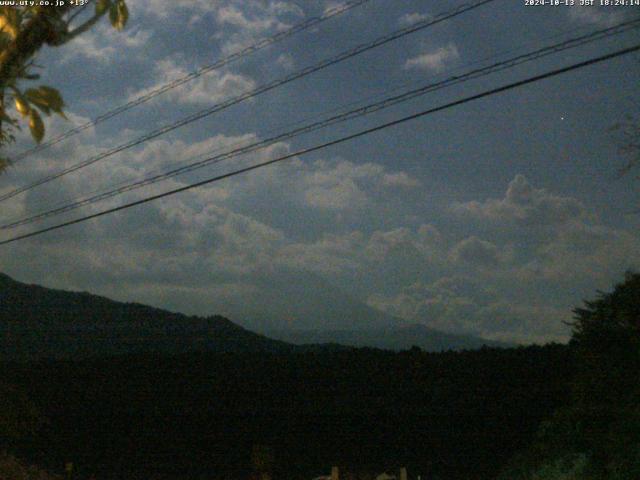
[10,17,627,220]
[3,18,637,230]
[1,43,637,247]
[0,0,497,204]
[9,0,373,163]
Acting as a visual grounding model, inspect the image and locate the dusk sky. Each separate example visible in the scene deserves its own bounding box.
[1,0,639,344]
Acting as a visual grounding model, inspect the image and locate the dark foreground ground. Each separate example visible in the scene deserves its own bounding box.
[0,345,571,480]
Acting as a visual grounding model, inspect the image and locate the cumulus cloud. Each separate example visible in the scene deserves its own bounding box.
[278,231,365,275]
[452,174,586,225]
[0,121,425,291]
[359,175,638,343]
[61,23,152,64]
[293,159,418,210]
[367,276,494,332]
[404,43,459,72]
[216,2,302,31]
[367,276,570,344]
[381,172,420,188]
[398,12,430,27]
[518,221,640,284]
[450,236,507,268]
[0,123,288,245]
[447,174,638,304]
[4,132,637,346]
[126,57,256,106]
[133,0,305,55]
[304,177,368,209]
[276,53,295,70]
[212,1,305,54]
[275,224,444,280]
[364,225,443,260]
[364,227,414,258]
[299,161,377,209]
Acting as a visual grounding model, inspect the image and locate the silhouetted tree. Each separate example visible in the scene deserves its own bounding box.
[500,272,640,479]
[570,271,640,409]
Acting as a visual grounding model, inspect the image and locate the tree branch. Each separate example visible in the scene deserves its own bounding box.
[63,7,107,44]
[0,7,73,88]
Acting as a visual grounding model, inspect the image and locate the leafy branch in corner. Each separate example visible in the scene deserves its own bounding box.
[0,0,129,173]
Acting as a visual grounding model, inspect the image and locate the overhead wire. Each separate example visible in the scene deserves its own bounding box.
[13,16,627,219]
[3,18,638,230]
[9,0,373,163]
[1,43,637,246]
[0,0,497,203]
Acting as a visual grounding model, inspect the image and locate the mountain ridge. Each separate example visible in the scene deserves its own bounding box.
[0,272,503,359]
[0,272,296,360]
[267,323,509,351]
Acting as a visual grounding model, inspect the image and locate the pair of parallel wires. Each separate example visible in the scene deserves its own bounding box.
[1,0,637,245]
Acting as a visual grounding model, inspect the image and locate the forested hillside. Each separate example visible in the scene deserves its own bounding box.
[1,345,571,480]
[0,272,294,359]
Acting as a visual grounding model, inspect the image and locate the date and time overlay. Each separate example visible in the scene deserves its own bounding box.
[0,0,638,8]
[525,0,639,6]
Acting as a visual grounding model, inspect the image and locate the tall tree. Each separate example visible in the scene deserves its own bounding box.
[499,272,640,479]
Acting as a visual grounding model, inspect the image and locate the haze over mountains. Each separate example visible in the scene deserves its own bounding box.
[0,272,502,360]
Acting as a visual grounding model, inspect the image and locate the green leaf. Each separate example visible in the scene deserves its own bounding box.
[96,0,111,15]
[25,89,50,115]
[14,96,29,116]
[36,86,64,112]
[118,1,129,29]
[33,103,51,116]
[0,11,19,40]
[24,86,65,117]
[110,0,128,31]
[28,109,44,143]
[109,2,118,28]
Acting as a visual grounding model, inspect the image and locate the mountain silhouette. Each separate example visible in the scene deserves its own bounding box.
[221,270,505,350]
[267,323,507,351]
[0,272,502,359]
[0,272,294,360]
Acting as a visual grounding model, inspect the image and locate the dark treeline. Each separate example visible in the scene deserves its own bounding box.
[2,273,638,479]
[498,272,640,479]
[1,344,571,480]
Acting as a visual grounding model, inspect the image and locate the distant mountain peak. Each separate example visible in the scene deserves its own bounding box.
[0,271,506,359]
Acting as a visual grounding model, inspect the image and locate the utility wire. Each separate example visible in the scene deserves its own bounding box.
[0,0,497,203]
[1,44,637,246]
[10,0,372,163]
[12,17,625,219]
[3,18,637,230]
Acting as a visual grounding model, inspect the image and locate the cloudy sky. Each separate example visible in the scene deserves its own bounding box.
[1,0,639,343]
